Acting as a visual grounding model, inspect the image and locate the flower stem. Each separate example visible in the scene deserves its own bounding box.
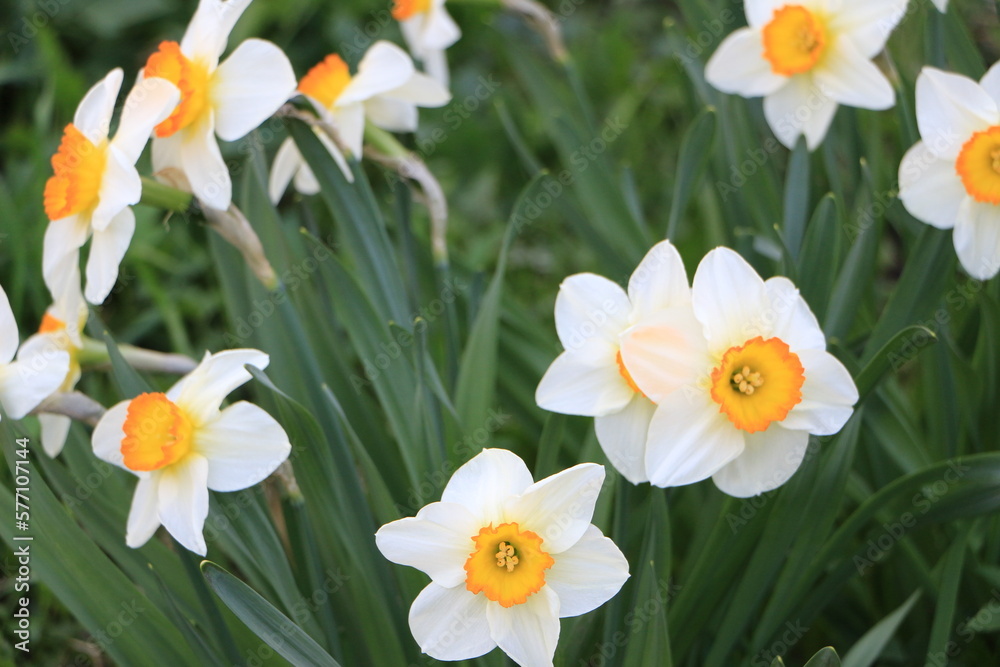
[138,176,193,213]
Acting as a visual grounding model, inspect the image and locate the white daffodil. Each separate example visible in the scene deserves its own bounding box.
[92,349,291,555]
[0,284,71,422]
[145,0,296,212]
[17,265,88,457]
[375,449,628,667]
[704,0,906,149]
[42,69,179,305]
[393,0,460,85]
[898,65,1000,280]
[268,40,450,202]
[535,241,705,484]
[620,248,858,497]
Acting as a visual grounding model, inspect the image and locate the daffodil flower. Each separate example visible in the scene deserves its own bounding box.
[392,0,460,85]
[620,248,858,497]
[268,40,450,202]
[898,65,1000,280]
[0,284,71,423]
[705,0,906,149]
[535,241,704,484]
[92,349,291,555]
[17,265,88,456]
[144,0,296,212]
[42,69,180,305]
[375,449,629,666]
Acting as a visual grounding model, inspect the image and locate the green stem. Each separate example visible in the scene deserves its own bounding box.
[138,176,193,213]
[363,125,410,160]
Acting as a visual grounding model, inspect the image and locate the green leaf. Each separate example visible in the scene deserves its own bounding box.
[202,561,341,667]
[781,136,810,261]
[925,523,972,664]
[854,325,937,400]
[841,590,920,667]
[667,107,717,240]
[803,647,841,667]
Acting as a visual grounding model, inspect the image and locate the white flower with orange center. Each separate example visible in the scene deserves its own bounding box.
[619,248,858,497]
[17,267,88,456]
[535,241,705,484]
[144,0,296,211]
[0,284,71,424]
[704,0,906,149]
[393,0,460,85]
[375,449,628,666]
[42,69,179,305]
[898,65,1000,280]
[268,41,450,202]
[91,349,291,555]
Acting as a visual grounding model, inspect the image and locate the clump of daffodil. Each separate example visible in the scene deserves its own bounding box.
[92,349,290,555]
[269,40,450,201]
[704,0,906,149]
[619,248,858,497]
[376,449,629,666]
[42,69,179,304]
[898,64,1000,280]
[143,0,296,212]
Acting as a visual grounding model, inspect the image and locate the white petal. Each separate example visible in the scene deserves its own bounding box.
[827,0,907,58]
[0,354,70,420]
[74,68,123,145]
[420,6,461,51]
[954,198,1000,280]
[593,394,655,485]
[152,133,184,175]
[269,137,302,203]
[897,141,966,230]
[112,76,181,165]
[314,125,353,184]
[441,448,534,526]
[705,28,786,98]
[745,0,793,28]
[86,206,135,305]
[157,454,210,555]
[932,0,948,10]
[763,74,838,150]
[331,103,366,159]
[364,96,419,133]
[39,414,72,458]
[42,216,90,301]
[213,39,296,142]
[780,349,858,435]
[169,349,269,424]
[126,476,162,548]
[487,586,560,667]
[180,113,231,211]
[0,284,17,363]
[504,463,605,554]
[763,277,826,352]
[712,425,809,497]
[916,68,998,160]
[383,71,451,107]
[627,240,691,321]
[545,525,629,617]
[554,273,631,351]
[691,247,767,354]
[813,37,894,110]
[180,0,253,66]
[421,49,451,88]
[375,502,480,588]
[980,60,1000,109]
[644,389,745,488]
[408,584,495,661]
[197,401,291,491]
[618,303,710,403]
[339,41,415,106]
[92,400,133,472]
[535,341,635,418]
[90,145,140,233]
